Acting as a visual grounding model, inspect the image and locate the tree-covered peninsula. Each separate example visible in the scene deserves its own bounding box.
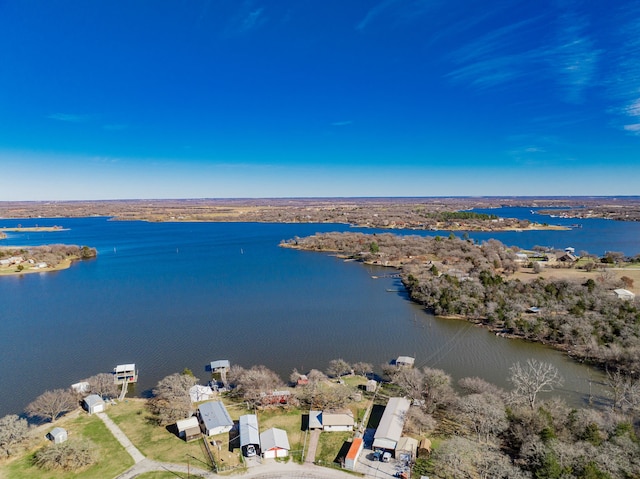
[282,232,640,376]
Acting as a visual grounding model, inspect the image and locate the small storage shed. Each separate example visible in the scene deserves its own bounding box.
[366,379,378,392]
[83,394,105,415]
[47,427,68,444]
[260,428,290,459]
[176,416,201,442]
[418,438,432,458]
[198,401,233,436]
[239,414,261,457]
[344,437,363,470]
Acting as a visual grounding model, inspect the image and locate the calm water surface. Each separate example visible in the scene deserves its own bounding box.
[1,212,638,417]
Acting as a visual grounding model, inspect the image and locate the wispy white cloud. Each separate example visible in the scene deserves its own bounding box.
[241,7,265,32]
[331,120,353,126]
[447,9,599,102]
[356,0,399,31]
[47,113,90,123]
[606,5,640,135]
[548,12,600,103]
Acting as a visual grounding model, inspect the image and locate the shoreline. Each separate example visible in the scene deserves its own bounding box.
[0,258,74,276]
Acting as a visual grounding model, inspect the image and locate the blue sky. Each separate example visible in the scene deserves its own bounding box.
[1,0,639,200]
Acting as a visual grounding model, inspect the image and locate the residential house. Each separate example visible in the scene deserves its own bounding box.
[189,384,215,403]
[308,409,355,432]
[197,401,233,437]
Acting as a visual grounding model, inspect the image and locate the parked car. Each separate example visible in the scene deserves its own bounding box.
[382,451,392,462]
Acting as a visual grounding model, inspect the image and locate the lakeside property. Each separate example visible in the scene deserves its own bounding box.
[3,351,639,479]
[0,244,97,276]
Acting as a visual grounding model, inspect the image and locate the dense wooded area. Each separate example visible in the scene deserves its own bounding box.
[283,232,640,375]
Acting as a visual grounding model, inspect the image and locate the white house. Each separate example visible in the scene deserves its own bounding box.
[83,394,105,415]
[308,409,355,432]
[189,384,215,403]
[260,428,290,459]
[197,401,233,436]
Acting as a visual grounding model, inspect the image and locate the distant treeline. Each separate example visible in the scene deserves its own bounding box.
[422,211,498,221]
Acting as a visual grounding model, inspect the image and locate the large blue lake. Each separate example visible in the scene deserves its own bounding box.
[1,208,639,417]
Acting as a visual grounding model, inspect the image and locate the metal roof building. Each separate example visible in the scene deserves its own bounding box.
[197,401,233,437]
[239,414,261,456]
[373,397,411,451]
[260,427,290,459]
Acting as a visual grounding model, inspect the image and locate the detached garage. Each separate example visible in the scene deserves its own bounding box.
[260,428,290,459]
[83,394,105,415]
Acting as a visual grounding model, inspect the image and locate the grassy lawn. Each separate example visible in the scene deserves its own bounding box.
[1,412,133,479]
[315,431,353,466]
[106,399,211,467]
[256,407,306,462]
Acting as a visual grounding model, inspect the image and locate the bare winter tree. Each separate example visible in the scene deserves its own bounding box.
[508,359,563,410]
[25,389,78,423]
[0,414,30,457]
[34,439,99,471]
[231,365,283,407]
[147,372,198,425]
[351,362,374,377]
[326,359,351,378]
[86,373,119,399]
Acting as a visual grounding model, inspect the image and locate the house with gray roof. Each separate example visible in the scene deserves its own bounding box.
[197,401,233,436]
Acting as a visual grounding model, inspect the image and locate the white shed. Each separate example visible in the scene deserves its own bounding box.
[260,428,290,459]
[47,427,68,444]
[83,394,105,415]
